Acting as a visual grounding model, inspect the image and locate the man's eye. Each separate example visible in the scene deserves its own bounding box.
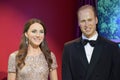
[80,20,85,23]
[88,19,92,21]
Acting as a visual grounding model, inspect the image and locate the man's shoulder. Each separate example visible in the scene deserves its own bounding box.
[99,36,118,47]
[64,38,81,46]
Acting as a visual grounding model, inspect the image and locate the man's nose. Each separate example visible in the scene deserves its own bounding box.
[85,21,89,26]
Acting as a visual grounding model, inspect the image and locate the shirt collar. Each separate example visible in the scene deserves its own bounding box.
[82,31,98,41]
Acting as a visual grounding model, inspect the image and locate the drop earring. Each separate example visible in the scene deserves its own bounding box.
[26,37,28,45]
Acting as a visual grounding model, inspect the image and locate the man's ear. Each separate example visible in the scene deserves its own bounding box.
[25,32,28,38]
[95,17,98,24]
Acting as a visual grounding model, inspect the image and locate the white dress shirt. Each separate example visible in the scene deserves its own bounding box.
[82,32,98,63]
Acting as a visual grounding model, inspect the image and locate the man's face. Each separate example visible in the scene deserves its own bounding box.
[78,8,98,38]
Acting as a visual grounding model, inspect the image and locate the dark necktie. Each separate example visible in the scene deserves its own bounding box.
[82,39,96,47]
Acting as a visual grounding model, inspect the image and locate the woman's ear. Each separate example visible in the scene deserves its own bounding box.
[25,32,28,38]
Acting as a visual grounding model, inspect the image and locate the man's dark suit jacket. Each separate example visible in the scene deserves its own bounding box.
[62,36,120,80]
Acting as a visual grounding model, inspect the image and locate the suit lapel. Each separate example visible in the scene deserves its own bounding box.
[85,36,103,80]
[75,38,89,70]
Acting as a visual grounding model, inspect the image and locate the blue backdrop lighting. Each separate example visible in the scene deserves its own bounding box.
[97,0,120,44]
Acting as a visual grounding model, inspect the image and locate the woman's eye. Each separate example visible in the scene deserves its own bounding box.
[40,30,44,33]
[31,30,44,34]
[32,30,36,33]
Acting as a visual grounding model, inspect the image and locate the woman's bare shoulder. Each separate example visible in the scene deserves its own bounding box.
[9,50,18,57]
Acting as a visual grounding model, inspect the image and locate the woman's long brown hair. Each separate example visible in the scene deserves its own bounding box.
[16,18,52,70]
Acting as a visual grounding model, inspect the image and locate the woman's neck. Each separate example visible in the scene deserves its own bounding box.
[27,45,42,56]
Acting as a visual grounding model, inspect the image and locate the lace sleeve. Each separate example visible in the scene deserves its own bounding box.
[8,51,18,73]
[50,52,58,71]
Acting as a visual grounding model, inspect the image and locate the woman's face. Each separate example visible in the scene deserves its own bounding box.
[25,22,44,47]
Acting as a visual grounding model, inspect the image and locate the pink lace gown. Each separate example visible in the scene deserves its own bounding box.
[8,51,58,80]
